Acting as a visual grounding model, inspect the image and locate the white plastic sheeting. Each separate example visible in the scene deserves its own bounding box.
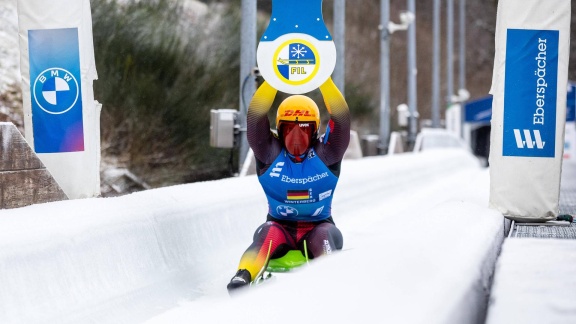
[17,0,100,199]
[489,0,571,221]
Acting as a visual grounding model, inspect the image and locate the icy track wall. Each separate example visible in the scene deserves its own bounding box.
[0,150,506,323]
[0,176,267,323]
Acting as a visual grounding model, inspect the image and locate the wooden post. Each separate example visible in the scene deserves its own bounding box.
[0,122,67,209]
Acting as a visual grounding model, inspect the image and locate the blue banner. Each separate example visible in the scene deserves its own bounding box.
[567,82,575,122]
[260,0,332,42]
[503,29,559,158]
[29,28,84,153]
[464,95,493,123]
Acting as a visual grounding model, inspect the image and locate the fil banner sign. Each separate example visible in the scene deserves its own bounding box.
[503,29,558,158]
[489,0,570,222]
[29,28,84,153]
[257,0,336,94]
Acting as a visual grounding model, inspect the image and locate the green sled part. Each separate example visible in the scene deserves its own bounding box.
[266,250,308,272]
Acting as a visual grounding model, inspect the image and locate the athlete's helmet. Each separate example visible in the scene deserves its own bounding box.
[276,95,320,158]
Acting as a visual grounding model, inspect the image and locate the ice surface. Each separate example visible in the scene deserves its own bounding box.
[0,149,510,323]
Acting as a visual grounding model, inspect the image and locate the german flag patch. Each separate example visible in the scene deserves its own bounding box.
[286,189,310,200]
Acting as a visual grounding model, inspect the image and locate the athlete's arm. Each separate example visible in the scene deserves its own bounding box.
[316,77,351,167]
[247,81,282,170]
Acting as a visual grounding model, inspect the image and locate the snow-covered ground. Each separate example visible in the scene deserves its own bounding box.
[0,148,510,323]
[2,144,576,324]
[486,238,576,324]
[1,1,574,322]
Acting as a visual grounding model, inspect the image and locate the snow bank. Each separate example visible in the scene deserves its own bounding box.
[0,176,267,323]
[0,150,505,323]
[486,238,576,324]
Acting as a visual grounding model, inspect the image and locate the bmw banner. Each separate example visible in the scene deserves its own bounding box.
[29,28,85,153]
[17,0,101,199]
[489,0,571,222]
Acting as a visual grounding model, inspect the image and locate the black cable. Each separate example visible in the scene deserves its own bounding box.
[228,147,235,176]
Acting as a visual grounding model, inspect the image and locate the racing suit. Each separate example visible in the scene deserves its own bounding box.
[236,77,350,281]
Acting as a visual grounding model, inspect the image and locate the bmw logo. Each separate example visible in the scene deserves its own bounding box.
[33,67,80,115]
[276,205,298,217]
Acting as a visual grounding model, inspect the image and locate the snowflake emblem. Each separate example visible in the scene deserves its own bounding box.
[291,44,308,58]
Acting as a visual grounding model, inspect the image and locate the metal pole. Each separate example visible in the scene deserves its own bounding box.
[446,0,454,107]
[458,0,466,92]
[431,0,441,128]
[239,0,256,173]
[379,0,391,154]
[459,0,466,138]
[333,0,346,93]
[407,0,417,145]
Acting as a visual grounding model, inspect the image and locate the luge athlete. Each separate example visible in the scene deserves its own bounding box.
[227,77,350,293]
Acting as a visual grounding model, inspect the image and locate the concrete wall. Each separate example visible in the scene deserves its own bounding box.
[0,122,67,208]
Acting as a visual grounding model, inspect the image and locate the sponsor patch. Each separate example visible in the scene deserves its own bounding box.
[319,190,332,201]
[312,206,324,217]
[276,205,299,217]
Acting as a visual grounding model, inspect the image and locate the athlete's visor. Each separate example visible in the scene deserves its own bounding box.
[280,121,316,156]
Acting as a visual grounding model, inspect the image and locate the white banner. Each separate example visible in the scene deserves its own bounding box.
[17,0,101,199]
[489,0,571,221]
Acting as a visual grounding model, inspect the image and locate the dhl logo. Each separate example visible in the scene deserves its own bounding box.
[281,109,316,117]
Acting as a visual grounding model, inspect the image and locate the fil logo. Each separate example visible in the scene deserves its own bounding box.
[513,129,545,149]
[269,161,285,178]
[275,40,319,85]
[33,67,80,115]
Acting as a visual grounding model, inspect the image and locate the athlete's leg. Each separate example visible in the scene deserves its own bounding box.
[236,221,296,281]
[301,222,343,259]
